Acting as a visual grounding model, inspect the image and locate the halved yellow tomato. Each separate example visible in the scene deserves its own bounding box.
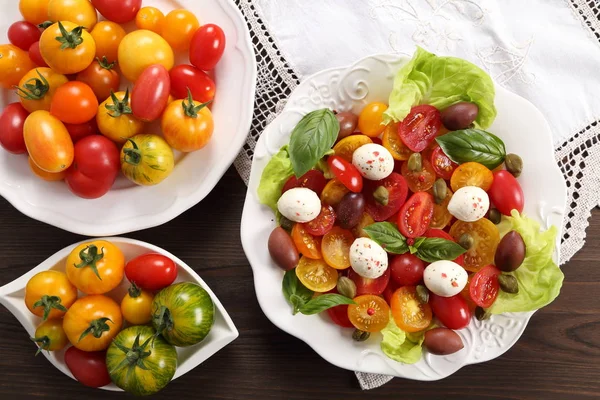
[333,135,372,162]
[382,122,412,161]
[348,294,390,332]
[390,286,432,333]
[322,227,354,270]
[351,212,375,238]
[320,178,350,207]
[449,218,500,272]
[295,257,338,292]
[450,162,494,192]
[429,185,453,229]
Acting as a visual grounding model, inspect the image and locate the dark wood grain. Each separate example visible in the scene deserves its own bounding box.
[0,167,598,400]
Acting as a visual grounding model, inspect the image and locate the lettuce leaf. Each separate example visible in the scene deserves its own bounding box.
[380,317,425,364]
[383,47,497,129]
[489,211,564,314]
[257,146,294,212]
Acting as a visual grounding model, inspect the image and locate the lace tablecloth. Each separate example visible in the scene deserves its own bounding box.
[233,0,600,389]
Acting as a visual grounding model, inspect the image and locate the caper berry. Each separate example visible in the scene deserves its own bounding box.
[498,274,519,294]
[408,153,422,172]
[489,208,502,225]
[505,153,523,178]
[458,233,474,250]
[416,285,429,304]
[279,215,294,232]
[337,276,357,299]
[352,329,371,342]
[475,306,490,321]
[433,179,447,204]
[373,186,389,206]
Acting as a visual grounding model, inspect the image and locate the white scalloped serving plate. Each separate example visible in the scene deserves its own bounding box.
[241,54,567,380]
[0,237,238,391]
[0,0,256,236]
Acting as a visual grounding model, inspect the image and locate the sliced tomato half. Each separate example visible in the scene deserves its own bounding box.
[364,172,409,222]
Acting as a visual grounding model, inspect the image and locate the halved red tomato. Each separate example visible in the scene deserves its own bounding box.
[348,267,390,296]
[363,172,408,222]
[282,169,327,196]
[327,304,353,328]
[390,286,432,333]
[398,192,434,238]
[291,223,322,259]
[469,265,500,308]
[424,229,465,266]
[304,205,336,236]
[431,146,458,180]
[399,105,442,152]
[328,155,363,193]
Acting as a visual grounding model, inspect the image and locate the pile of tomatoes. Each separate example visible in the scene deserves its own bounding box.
[0,0,226,199]
[25,240,215,395]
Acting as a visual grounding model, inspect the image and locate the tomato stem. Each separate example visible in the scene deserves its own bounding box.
[182,87,212,118]
[38,21,54,30]
[128,282,142,298]
[30,335,51,356]
[106,89,133,118]
[78,317,113,342]
[32,295,67,321]
[55,21,85,50]
[14,69,50,100]
[109,334,153,377]
[152,306,174,345]
[123,139,142,166]
[97,56,116,70]
[73,245,105,281]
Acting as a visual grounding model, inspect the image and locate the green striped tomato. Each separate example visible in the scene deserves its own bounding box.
[106,325,176,396]
[151,282,215,347]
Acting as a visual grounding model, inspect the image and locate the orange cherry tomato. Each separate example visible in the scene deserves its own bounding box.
[76,57,121,102]
[39,21,96,75]
[450,162,494,192]
[161,91,214,152]
[358,102,388,138]
[50,81,99,125]
[295,256,338,292]
[25,270,77,320]
[382,122,412,161]
[320,178,350,207]
[292,223,322,259]
[0,44,36,88]
[390,286,432,333]
[400,157,436,192]
[16,68,69,113]
[332,134,372,162]
[24,110,74,173]
[161,9,200,52]
[28,157,66,181]
[449,218,500,272]
[90,21,127,63]
[429,184,453,229]
[47,0,98,30]
[65,240,126,294]
[321,227,354,270]
[135,6,165,34]
[347,294,390,332]
[19,0,51,25]
[352,212,375,239]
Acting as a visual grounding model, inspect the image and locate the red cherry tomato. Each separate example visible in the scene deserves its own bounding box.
[389,254,425,286]
[364,172,408,221]
[429,293,472,330]
[469,265,500,308]
[382,279,400,305]
[424,229,465,266]
[327,304,354,328]
[0,103,29,154]
[28,41,48,67]
[169,64,216,103]
[125,253,178,291]
[64,347,111,388]
[487,170,524,216]
[8,21,41,51]
[398,192,434,238]
[282,169,327,196]
[304,204,336,236]
[64,120,99,143]
[399,105,442,152]
[348,267,390,296]
[91,0,142,23]
[65,136,120,199]
[131,64,171,122]
[190,24,226,71]
[430,146,458,180]
[328,155,363,193]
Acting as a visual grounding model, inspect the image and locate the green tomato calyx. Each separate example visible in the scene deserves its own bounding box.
[32,295,67,321]
[79,317,113,342]
[15,69,50,100]
[106,89,133,118]
[182,87,212,118]
[110,334,153,378]
[74,244,105,281]
[30,335,51,356]
[123,139,142,166]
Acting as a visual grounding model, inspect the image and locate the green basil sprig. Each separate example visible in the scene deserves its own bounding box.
[289,109,339,177]
[363,222,466,263]
[282,270,354,315]
[435,128,506,169]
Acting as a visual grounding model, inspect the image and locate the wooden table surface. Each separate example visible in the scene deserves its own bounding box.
[0,167,598,400]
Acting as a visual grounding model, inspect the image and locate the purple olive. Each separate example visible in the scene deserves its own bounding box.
[268,227,299,271]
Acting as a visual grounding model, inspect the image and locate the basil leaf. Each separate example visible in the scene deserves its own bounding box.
[282,269,314,314]
[289,109,339,177]
[413,237,467,263]
[299,294,355,315]
[363,222,409,254]
[435,129,506,169]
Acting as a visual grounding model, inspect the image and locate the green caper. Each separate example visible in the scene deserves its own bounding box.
[433,179,447,204]
[408,153,422,172]
[336,276,357,299]
[489,208,502,225]
[278,214,294,232]
[498,274,519,293]
[505,153,523,177]
[373,186,389,206]
[352,329,371,342]
[458,233,474,250]
[416,285,429,304]
[475,306,490,321]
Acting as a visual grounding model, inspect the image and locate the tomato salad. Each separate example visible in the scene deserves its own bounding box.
[259,48,564,363]
[0,0,226,199]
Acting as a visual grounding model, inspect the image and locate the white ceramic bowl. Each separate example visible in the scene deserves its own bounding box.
[0,237,238,391]
[241,54,567,380]
[0,0,256,236]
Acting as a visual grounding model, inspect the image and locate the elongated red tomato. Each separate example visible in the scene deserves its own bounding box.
[399,105,442,152]
[282,170,327,196]
[469,265,500,308]
[170,64,216,103]
[487,170,524,216]
[8,21,41,51]
[125,253,178,291]
[328,155,363,193]
[398,192,434,238]
[364,172,408,221]
[327,304,353,328]
[131,65,171,122]
[0,103,29,154]
[91,0,142,24]
[28,41,48,67]
[429,293,471,330]
[190,24,226,71]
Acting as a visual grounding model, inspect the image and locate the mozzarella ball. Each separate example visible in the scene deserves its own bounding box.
[423,260,468,297]
[350,238,388,279]
[277,187,321,223]
[447,186,490,222]
[352,143,394,180]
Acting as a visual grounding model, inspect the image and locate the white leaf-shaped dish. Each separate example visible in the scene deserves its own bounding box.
[0,237,238,391]
[0,0,257,236]
[240,54,567,380]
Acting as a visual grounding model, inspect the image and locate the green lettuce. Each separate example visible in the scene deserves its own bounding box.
[489,211,564,314]
[380,317,425,364]
[257,146,294,212]
[383,47,497,129]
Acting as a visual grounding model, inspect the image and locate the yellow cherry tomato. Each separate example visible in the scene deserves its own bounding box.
[332,134,372,162]
[25,270,77,321]
[19,0,50,25]
[63,295,123,351]
[295,256,338,292]
[65,240,125,294]
[24,111,74,173]
[135,6,165,34]
[382,122,412,161]
[161,90,214,152]
[0,44,37,89]
[121,284,154,325]
[121,134,175,186]
[47,0,98,30]
[90,21,126,63]
[29,157,66,181]
[358,102,388,137]
[31,318,69,355]
[118,30,174,82]
[161,9,200,52]
[97,90,144,144]
[39,21,96,75]
[16,68,69,113]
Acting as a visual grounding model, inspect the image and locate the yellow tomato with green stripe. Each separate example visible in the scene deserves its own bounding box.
[120,134,174,186]
[151,282,215,347]
[106,325,177,396]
